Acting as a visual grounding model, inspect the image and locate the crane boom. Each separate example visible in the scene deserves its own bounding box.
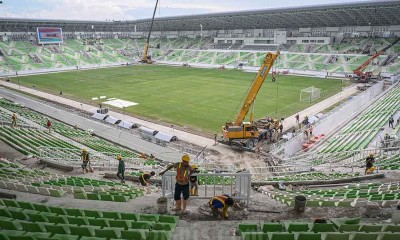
[234,51,280,125]
[221,51,280,150]
[353,37,400,75]
[140,0,159,64]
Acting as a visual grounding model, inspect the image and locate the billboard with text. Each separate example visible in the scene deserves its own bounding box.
[37,27,63,44]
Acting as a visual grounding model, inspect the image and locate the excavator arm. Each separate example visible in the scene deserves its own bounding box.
[234,51,280,126]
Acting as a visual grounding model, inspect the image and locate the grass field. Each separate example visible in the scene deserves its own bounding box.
[16,65,348,133]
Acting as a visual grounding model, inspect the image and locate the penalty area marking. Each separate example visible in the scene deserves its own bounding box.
[103,98,138,108]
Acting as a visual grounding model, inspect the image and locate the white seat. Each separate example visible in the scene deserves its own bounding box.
[26,185,39,194]
[37,187,51,196]
[0,180,7,189]
[15,184,28,192]
[62,186,73,193]
[5,182,17,190]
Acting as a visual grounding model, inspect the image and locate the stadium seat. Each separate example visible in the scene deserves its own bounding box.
[94,228,120,239]
[324,232,350,240]
[381,233,400,240]
[242,232,269,240]
[270,232,295,240]
[352,232,379,240]
[120,213,139,221]
[237,223,259,236]
[121,229,148,240]
[147,230,172,240]
[297,232,321,240]
[262,223,283,232]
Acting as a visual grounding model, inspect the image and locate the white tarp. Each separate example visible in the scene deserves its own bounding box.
[105,116,119,124]
[139,126,158,136]
[155,132,177,142]
[92,113,108,120]
[308,115,319,124]
[103,98,138,108]
[119,120,136,129]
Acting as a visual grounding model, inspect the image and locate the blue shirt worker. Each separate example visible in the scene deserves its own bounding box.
[209,194,235,219]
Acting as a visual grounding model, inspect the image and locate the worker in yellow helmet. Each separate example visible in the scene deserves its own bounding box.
[160,154,194,213]
[81,148,90,174]
[365,153,376,175]
[190,165,199,196]
[11,113,17,128]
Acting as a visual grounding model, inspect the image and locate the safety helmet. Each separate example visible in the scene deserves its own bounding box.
[82,148,87,152]
[192,164,198,169]
[182,154,190,162]
[369,153,374,157]
[117,155,122,160]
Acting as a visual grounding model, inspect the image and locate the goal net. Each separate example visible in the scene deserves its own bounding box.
[300,86,321,102]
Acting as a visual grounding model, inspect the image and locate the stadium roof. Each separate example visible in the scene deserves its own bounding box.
[1,1,399,32]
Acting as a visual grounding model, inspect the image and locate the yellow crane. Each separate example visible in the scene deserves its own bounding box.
[140,0,159,64]
[221,51,280,149]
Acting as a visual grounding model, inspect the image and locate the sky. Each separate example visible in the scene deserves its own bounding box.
[0,0,389,21]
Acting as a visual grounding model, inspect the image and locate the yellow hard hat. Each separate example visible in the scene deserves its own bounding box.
[82,148,87,152]
[182,154,190,162]
[369,153,374,156]
[192,164,198,169]
[117,155,122,160]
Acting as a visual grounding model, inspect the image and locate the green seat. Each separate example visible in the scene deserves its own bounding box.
[2,199,19,208]
[8,236,35,240]
[20,221,45,232]
[94,228,120,239]
[67,216,89,226]
[24,232,52,239]
[47,215,68,224]
[86,193,100,201]
[270,232,295,240]
[238,223,258,236]
[83,210,102,218]
[52,234,80,240]
[338,224,360,232]
[69,225,96,237]
[158,215,178,224]
[262,223,283,232]
[285,223,309,232]
[1,230,25,238]
[99,194,114,201]
[18,202,35,210]
[80,237,107,240]
[154,222,175,231]
[101,211,120,220]
[65,208,85,217]
[359,224,383,232]
[140,214,159,222]
[73,192,87,199]
[113,195,130,202]
[43,223,70,235]
[352,232,379,240]
[49,206,67,215]
[0,208,11,218]
[311,223,335,232]
[121,229,148,240]
[0,219,21,230]
[297,232,321,240]
[32,204,50,213]
[27,213,48,223]
[120,213,139,221]
[384,225,400,232]
[88,218,109,228]
[108,220,130,229]
[242,232,269,240]
[131,221,153,230]
[8,210,28,220]
[324,232,350,240]
[147,230,171,240]
[381,233,400,240]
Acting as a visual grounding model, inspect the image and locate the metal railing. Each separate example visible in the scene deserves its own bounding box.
[161,171,252,204]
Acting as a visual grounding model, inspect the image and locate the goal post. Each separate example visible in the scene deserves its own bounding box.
[300,86,321,102]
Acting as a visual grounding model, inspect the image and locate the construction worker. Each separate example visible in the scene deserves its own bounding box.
[11,113,17,128]
[116,155,125,183]
[365,154,375,175]
[190,165,199,196]
[46,119,52,133]
[209,194,235,219]
[159,154,193,213]
[81,149,90,174]
[139,171,156,186]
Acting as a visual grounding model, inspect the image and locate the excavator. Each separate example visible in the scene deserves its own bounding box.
[220,51,280,150]
[350,37,400,82]
[140,0,159,64]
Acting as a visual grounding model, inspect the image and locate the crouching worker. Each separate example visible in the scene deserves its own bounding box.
[139,171,156,186]
[209,194,235,219]
[365,153,376,175]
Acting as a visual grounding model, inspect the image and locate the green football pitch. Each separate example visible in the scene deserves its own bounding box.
[16,65,348,133]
